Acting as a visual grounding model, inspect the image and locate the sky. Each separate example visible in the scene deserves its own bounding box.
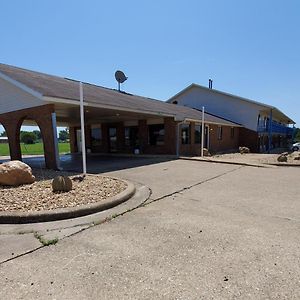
[0,0,299,132]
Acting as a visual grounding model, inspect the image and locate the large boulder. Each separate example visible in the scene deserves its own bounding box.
[290,151,300,160]
[203,148,211,157]
[239,146,250,154]
[0,161,35,186]
[277,154,288,163]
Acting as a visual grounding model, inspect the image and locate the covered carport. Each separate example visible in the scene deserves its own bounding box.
[0,63,241,171]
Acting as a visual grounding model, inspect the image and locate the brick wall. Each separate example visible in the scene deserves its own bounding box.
[239,128,259,152]
[70,119,240,156]
[0,104,58,169]
[209,124,240,153]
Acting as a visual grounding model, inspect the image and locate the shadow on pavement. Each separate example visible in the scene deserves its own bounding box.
[1,154,177,174]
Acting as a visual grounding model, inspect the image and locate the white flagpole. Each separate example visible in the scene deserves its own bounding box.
[201,106,205,157]
[79,82,87,175]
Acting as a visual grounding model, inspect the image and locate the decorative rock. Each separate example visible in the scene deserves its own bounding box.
[280,152,289,156]
[239,146,250,154]
[52,176,73,192]
[0,161,35,186]
[203,148,211,157]
[277,155,288,162]
[294,156,300,161]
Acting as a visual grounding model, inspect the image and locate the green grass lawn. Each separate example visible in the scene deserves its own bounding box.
[0,142,70,156]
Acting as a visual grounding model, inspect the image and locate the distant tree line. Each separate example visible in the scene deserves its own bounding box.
[295,128,300,142]
[0,129,70,144]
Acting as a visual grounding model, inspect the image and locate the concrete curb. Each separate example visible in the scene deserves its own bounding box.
[0,179,136,224]
[180,156,271,168]
[266,163,300,167]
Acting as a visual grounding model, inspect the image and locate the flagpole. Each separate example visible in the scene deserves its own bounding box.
[79,82,87,175]
[201,106,205,157]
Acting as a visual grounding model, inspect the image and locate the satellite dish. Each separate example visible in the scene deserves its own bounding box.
[115,70,128,91]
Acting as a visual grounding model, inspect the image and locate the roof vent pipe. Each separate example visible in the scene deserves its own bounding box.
[209,79,213,89]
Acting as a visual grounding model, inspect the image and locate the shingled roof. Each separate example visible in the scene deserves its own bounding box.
[0,63,240,126]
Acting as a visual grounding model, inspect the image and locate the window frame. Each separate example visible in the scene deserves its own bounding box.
[181,124,191,145]
[217,126,223,140]
[194,124,201,144]
[148,124,165,146]
[91,125,102,146]
[230,127,235,139]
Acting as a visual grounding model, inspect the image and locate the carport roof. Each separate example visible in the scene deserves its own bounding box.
[0,63,240,126]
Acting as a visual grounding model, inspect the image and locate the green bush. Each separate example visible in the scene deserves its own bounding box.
[20,131,37,144]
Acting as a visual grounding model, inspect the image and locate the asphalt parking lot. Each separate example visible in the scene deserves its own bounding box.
[1,159,300,299]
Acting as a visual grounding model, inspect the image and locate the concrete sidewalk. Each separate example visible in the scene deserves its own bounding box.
[1,160,300,299]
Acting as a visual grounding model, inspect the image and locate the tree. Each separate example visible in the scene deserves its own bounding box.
[20,131,37,144]
[59,129,69,142]
[0,131,6,137]
[33,130,42,140]
[295,128,300,142]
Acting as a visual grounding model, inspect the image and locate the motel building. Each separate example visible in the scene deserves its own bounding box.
[0,64,241,170]
[168,83,295,153]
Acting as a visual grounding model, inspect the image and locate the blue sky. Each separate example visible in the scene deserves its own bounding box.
[0,0,299,131]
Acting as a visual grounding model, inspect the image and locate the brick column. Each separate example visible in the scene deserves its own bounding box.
[85,125,91,150]
[164,117,177,154]
[69,126,77,153]
[36,113,59,170]
[138,120,148,154]
[2,120,22,161]
[0,104,59,169]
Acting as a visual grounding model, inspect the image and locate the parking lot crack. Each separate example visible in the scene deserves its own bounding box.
[143,166,243,207]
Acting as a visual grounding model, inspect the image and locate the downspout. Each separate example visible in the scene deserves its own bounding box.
[51,112,60,170]
[268,109,273,154]
[201,106,205,157]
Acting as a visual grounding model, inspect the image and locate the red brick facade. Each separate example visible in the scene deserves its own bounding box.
[70,118,240,156]
[209,124,240,153]
[0,104,242,170]
[238,128,259,153]
[0,104,58,169]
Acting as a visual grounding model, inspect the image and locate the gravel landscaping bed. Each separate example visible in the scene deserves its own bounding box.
[212,152,300,165]
[0,169,127,212]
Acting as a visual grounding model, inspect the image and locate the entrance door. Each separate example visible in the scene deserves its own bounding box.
[76,129,82,153]
[108,127,117,152]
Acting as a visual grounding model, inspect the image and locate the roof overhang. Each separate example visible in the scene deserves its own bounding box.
[44,96,176,119]
[0,70,43,100]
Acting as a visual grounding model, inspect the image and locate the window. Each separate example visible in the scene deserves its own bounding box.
[125,126,138,147]
[181,124,190,144]
[148,124,165,146]
[217,126,222,140]
[91,126,102,146]
[230,127,235,138]
[195,125,201,144]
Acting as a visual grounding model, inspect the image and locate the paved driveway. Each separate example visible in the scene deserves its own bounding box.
[0,154,176,174]
[1,160,300,299]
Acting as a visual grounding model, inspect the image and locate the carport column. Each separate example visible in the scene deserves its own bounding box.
[138,120,148,154]
[36,113,59,170]
[51,113,60,169]
[3,120,22,161]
